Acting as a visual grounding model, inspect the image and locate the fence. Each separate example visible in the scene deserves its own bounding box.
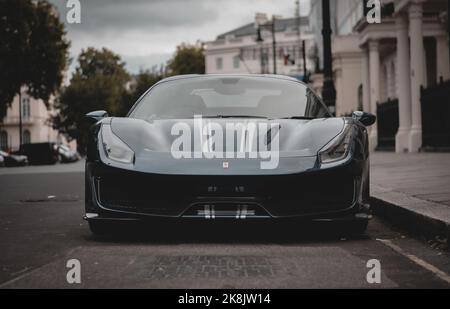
[421,78,450,148]
[376,98,399,150]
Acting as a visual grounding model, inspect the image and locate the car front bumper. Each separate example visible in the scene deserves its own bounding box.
[85,157,370,223]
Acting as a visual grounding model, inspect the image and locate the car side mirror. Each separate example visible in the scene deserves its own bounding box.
[352,111,376,127]
[85,110,108,125]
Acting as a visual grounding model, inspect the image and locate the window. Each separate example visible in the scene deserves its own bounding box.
[0,131,8,150]
[22,97,30,119]
[252,48,257,60]
[233,55,240,69]
[23,130,31,144]
[216,57,223,70]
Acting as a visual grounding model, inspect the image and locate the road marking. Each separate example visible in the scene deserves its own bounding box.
[377,238,450,284]
[0,246,83,288]
[0,262,52,288]
[10,267,30,277]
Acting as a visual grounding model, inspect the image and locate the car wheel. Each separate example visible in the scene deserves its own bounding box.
[88,221,111,236]
[345,220,368,236]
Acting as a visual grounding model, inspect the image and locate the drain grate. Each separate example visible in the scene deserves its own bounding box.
[147,255,289,279]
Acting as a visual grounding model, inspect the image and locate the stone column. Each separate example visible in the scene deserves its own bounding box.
[361,47,371,113]
[408,1,424,152]
[389,62,396,98]
[395,13,412,153]
[385,64,392,99]
[368,40,380,150]
[436,35,450,81]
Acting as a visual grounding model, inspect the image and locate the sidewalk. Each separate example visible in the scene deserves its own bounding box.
[370,152,450,243]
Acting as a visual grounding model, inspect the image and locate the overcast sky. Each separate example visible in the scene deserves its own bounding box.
[50,0,310,76]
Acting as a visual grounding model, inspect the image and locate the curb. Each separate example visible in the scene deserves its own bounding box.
[370,185,450,246]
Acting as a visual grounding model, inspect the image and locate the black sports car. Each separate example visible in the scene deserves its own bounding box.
[84,74,376,235]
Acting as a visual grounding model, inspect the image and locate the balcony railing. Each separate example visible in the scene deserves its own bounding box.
[421,78,450,149]
[376,98,399,151]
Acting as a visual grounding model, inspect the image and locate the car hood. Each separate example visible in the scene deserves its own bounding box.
[102,117,345,175]
[110,117,344,155]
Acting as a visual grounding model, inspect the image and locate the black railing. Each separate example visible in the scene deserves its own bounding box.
[421,78,450,149]
[376,98,399,150]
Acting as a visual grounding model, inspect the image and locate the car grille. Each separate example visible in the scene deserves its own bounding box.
[94,167,355,217]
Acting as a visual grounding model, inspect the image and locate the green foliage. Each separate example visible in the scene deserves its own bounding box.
[0,0,69,117]
[53,48,130,152]
[167,43,205,75]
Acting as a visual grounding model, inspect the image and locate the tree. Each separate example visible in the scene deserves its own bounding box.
[167,43,205,75]
[0,0,69,122]
[53,48,130,153]
[119,69,164,116]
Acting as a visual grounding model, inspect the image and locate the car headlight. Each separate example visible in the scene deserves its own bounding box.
[101,124,134,164]
[318,125,353,164]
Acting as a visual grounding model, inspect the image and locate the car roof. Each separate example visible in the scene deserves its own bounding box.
[157,74,305,85]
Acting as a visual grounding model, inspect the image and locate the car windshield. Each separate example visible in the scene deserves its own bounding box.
[129,76,330,120]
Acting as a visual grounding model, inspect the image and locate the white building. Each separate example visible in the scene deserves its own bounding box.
[205,13,315,80]
[0,88,75,152]
[310,0,449,152]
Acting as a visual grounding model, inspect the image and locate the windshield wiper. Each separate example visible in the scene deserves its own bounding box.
[202,115,268,119]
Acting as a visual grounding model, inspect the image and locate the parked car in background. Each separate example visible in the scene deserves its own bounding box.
[0,153,4,167]
[0,150,28,167]
[18,142,59,165]
[57,144,80,163]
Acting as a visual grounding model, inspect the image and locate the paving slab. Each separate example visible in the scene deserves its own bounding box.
[370,152,450,243]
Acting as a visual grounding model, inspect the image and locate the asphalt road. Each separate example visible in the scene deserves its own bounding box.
[0,162,449,288]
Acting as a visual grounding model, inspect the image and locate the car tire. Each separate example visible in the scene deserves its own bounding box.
[88,221,111,236]
[345,220,368,236]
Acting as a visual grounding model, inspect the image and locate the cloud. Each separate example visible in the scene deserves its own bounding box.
[58,0,219,32]
[50,0,310,75]
[123,53,173,73]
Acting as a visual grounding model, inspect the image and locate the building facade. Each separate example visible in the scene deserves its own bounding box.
[205,13,315,80]
[0,88,74,152]
[310,0,449,152]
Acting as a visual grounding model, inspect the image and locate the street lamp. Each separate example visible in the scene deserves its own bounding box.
[321,0,336,115]
[302,40,308,83]
[296,0,309,83]
[256,28,266,74]
[255,17,277,75]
